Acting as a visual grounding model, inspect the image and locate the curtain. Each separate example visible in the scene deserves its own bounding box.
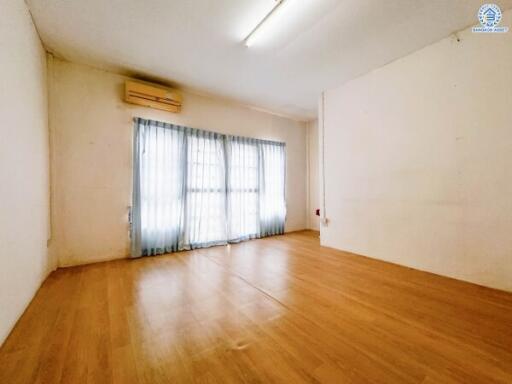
[131,121,187,256]
[226,136,260,242]
[185,130,227,248]
[131,118,286,257]
[259,140,286,236]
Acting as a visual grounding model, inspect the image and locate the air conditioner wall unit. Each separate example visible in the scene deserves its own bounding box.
[124,80,182,113]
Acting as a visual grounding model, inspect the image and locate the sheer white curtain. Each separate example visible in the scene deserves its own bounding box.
[226,136,286,241]
[185,131,227,247]
[131,118,286,257]
[131,120,186,256]
[226,137,260,241]
[259,141,286,236]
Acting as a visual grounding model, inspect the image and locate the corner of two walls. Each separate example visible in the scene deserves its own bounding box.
[46,52,60,272]
[306,119,320,231]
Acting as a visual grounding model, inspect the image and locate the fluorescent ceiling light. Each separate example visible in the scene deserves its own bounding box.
[244,0,291,47]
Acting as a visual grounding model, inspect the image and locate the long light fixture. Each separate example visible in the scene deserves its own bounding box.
[244,0,290,47]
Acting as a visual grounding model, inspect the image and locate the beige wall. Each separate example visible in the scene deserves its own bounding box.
[0,0,51,345]
[49,58,308,267]
[321,10,512,292]
[307,120,320,230]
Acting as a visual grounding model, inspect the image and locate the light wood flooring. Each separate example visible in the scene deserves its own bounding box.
[1,230,512,383]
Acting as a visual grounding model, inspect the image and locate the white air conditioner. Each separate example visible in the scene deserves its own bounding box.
[124,80,182,113]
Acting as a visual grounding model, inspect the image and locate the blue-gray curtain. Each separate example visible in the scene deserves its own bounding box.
[131,118,286,257]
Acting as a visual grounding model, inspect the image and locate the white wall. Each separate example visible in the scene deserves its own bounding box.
[321,10,512,292]
[49,59,308,267]
[0,0,51,345]
[307,119,320,230]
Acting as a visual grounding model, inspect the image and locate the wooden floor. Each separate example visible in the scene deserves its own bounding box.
[1,231,512,383]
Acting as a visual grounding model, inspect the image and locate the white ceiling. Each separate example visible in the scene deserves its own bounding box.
[27,0,512,120]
